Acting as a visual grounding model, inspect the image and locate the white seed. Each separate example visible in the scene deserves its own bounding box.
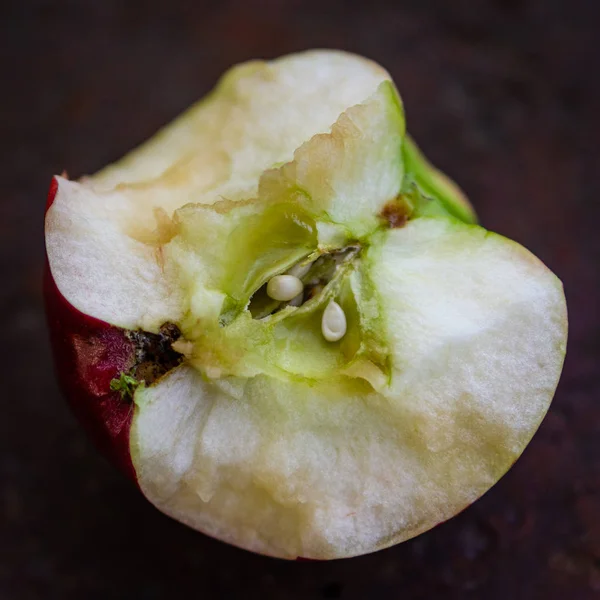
[287,260,313,280]
[321,300,347,342]
[266,275,304,302]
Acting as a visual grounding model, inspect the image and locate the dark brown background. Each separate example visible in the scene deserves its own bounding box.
[1,1,599,598]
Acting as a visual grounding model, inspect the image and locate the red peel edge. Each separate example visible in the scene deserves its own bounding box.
[44,176,137,482]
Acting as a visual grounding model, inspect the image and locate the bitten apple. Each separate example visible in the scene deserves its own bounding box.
[45,50,567,560]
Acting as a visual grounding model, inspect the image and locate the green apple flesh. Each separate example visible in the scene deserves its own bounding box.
[45,50,567,559]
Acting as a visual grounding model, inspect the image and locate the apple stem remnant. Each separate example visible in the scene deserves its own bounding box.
[126,323,184,384]
[321,300,347,342]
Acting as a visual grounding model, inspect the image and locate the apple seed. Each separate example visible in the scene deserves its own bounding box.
[321,300,347,342]
[267,275,304,301]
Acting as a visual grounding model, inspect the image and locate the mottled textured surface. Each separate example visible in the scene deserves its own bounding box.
[1,0,599,598]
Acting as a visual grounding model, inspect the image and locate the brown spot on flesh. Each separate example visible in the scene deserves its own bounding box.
[380,201,409,228]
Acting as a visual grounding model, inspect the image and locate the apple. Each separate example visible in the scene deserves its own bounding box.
[44,50,567,559]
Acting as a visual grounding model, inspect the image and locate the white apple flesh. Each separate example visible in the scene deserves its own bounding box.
[44,50,567,559]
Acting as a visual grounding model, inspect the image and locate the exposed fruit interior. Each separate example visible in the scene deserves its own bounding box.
[45,50,566,559]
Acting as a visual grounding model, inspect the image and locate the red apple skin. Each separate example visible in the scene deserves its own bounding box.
[44,177,137,481]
